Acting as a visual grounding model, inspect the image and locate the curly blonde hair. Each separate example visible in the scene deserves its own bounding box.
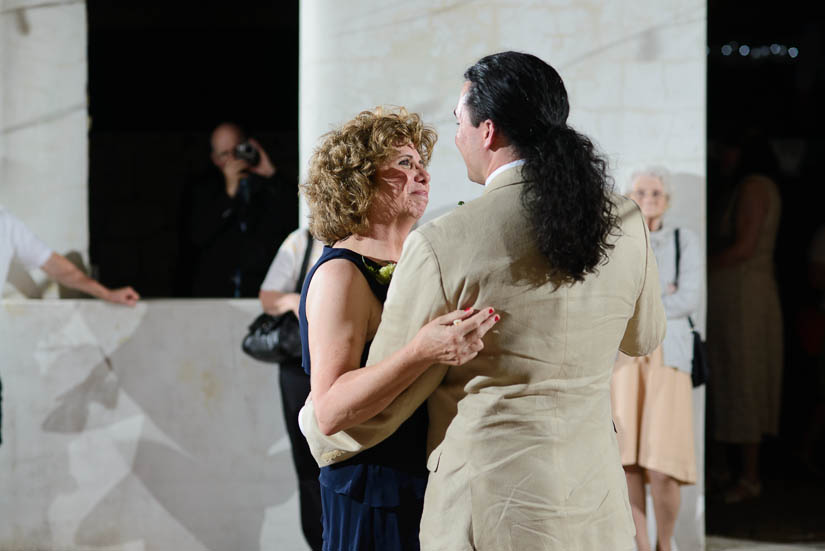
[302,106,437,245]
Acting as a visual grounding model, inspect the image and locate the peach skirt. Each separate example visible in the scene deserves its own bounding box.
[611,347,697,485]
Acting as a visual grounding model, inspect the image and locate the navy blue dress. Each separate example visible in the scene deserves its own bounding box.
[299,246,429,551]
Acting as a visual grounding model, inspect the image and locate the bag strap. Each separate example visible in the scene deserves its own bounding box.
[673,228,681,285]
[674,228,697,330]
[294,229,315,293]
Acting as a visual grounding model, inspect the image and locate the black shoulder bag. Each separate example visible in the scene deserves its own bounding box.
[674,228,710,387]
[242,231,314,364]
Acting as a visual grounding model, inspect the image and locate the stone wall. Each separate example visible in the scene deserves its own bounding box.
[0,299,306,550]
[299,0,705,229]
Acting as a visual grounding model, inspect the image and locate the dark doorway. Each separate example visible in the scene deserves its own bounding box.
[707,0,825,542]
[87,1,299,297]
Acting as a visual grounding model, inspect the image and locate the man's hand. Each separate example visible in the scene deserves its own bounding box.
[106,287,140,307]
[222,158,251,197]
[246,138,276,178]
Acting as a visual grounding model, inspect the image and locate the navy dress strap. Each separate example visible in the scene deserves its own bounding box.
[300,246,389,376]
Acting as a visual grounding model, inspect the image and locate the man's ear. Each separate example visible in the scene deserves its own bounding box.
[481,119,496,150]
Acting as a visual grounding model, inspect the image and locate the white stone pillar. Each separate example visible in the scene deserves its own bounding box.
[1,0,89,296]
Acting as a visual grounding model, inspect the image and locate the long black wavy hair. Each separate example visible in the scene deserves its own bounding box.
[463,51,618,283]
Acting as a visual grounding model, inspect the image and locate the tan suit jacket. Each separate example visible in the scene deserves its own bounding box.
[300,166,666,550]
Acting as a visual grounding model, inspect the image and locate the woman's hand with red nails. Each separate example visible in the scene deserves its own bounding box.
[411,307,499,366]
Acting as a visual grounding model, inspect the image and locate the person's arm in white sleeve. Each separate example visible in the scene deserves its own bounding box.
[260,289,301,316]
[40,253,140,306]
[259,229,305,316]
[4,210,138,306]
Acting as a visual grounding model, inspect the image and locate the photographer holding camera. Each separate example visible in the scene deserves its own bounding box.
[187,122,294,297]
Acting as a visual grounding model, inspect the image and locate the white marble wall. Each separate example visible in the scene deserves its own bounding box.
[300,1,706,549]
[299,0,705,226]
[0,299,308,551]
[1,0,88,297]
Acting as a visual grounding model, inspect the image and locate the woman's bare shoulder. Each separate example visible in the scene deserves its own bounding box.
[307,257,373,308]
[314,257,362,281]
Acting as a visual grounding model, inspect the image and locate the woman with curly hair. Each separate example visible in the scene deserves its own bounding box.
[298,107,498,550]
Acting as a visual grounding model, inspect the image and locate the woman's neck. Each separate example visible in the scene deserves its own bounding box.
[335,219,415,263]
[646,216,663,232]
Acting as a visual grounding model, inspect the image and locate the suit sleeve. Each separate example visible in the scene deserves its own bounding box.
[300,230,450,466]
[619,210,667,356]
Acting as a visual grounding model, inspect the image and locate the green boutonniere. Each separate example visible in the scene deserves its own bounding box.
[457,200,465,206]
[362,257,396,285]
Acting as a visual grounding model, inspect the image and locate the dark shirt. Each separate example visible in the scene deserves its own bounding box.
[188,170,294,297]
[299,246,428,506]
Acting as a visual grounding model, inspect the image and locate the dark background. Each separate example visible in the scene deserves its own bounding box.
[86,0,299,297]
[707,0,825,541]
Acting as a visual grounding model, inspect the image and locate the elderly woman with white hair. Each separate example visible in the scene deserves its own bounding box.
[611,166,702,551]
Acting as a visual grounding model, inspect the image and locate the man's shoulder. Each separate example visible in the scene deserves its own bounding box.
[413,205,475,254]
[611,194,647,238]
[191,167,223,186]
[188,169,225,199]
[416,188,521,247]
[0,207,17,223]
[611,193,637,215]
[0,209,14,246]
[0,208,27,235]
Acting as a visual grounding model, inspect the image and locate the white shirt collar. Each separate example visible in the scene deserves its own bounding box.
[484,159,526,187]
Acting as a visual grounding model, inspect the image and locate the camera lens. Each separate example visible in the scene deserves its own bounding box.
[234,142,261,166]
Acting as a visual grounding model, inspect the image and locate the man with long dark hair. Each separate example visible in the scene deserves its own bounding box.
[301,51,665,549]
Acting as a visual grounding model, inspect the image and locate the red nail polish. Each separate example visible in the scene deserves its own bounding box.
[494,315,500,322]
[488,308,494,314]
[465,307,473,312]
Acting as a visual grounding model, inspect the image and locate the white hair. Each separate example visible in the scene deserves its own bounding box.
[624,165,673,198]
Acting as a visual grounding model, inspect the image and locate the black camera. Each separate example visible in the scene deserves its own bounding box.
[234,142,261,166]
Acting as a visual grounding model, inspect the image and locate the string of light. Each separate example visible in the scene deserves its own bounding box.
[712,42,799,59]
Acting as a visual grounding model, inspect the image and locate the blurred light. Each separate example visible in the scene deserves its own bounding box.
[752,46,771,59]
[720,40,800,60]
